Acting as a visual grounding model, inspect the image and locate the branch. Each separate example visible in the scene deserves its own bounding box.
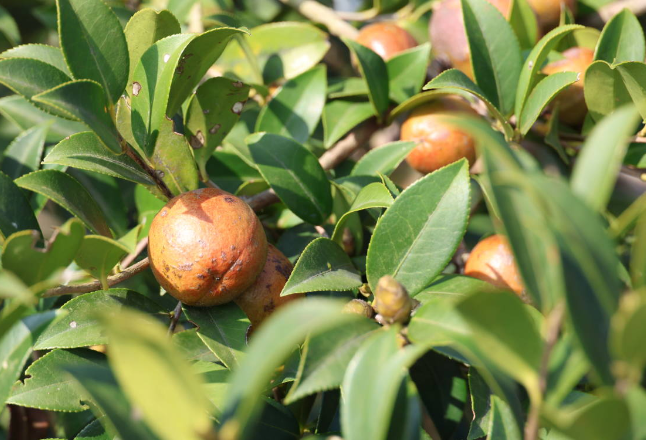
[168,301,183,335]
[279,0,359,39]
[246,122,377,212]
[121,237,148,270]
[43,258,150,297]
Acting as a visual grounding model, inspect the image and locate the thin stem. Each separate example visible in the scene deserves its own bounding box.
[121,237,149,270]
[279,0,359,39]
[168,301,183,335]
[123,144,173,200]
[43,258,150,297]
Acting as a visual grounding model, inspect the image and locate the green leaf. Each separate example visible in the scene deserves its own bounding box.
[256,65,326,144]
[57,0,129,103]
[0,171,40,241]
[247,132,332,225]
[124,8,181,88]
[100,309,214,440]
[341,327,428,440]
[1,122,49,179]
[508,0,538,50]
[594,9,645,65]
[351,141,415,177]
[330,182,393,244]
[456,291,542,401]
[0,5,20,46]
[35,289,167,350]
[584,60,632,122]
[328,77,368,99]
[518,71,579,135]
[461,0,521,115]
[74,236,129,285]
[173,330,219,363]
[415,274,502,303]
[33,80,121,153]
[167,27,245,116]
[0,311,61,411]
[43,132,154,185]
[322,99,374,148]
[218,22,330,84]
[185,77,249,179]
[387,43,430,104]
[610,291,646,380]
[615,62,646,121]
[488,395,523,440]
[281,238,362,296]
[343,38,389,118]
[8,348,107,411]
[0,44,71,76]
[15,170,112,237]
[571,105,640,212]
[182,303,249,370]
[423,69,514,140]
[366,159,470,295]
[220,299,361,437]
[285,318,379,403]
[515,24,583,118]
[1,218,85,286]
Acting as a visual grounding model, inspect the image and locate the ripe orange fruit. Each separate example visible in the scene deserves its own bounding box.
[464,234,524,295]
[356,22,417,61]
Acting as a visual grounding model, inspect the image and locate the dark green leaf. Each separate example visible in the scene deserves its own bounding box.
[387,43,430,104]
[0,44,71,75]
[43,132,155,185]
[0,171,40,241]
[15,170,112,236]
[594,9,645,65]
[351,141,415,177]
[415,274,501,303]
[343,38,389,118]
[584,60,632,122]
[1,122,49,179]
[281,238,362,296]
[322,99,374,148]
[328,77,368,99]
[509,0,538,50]
[615,62,646,121]
[256,66,326,143]
[366,160,470,295]
[57,0,129,103]
[173,330,219,363]
[247,132,332,225]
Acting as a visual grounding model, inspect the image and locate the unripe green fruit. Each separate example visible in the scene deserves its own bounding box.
[372,275,413,325]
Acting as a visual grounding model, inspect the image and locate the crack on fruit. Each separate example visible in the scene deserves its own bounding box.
[224,197,235,203]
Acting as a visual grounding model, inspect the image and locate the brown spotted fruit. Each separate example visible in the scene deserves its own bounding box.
[541,46,593,127]
[234,245,304,328]
[464,234,524,295]
[148,188,267,307]
[402,96,478,174]
[430,0,511,78]
[356,22,417,61]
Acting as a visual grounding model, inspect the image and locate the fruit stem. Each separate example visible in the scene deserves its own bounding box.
[168,301,183,335]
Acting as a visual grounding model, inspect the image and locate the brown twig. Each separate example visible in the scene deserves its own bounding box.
[43,258,150,297]
[168,301,183,335]
[279,0,359,39]
[121,237,149,270]
[524,301,566,440]
[124,146,173,200]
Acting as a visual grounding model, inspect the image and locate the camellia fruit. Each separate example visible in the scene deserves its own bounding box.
[464,234,524,295]
[402,96,478,174]
[234,244,304,329]
[148,188,268,307]
[542,46,593,127]
[356,22,417,61]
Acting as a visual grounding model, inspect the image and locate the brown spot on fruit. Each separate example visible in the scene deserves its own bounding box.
[542,47,593,127]
[464,234,524,295]
[401,96,478,174]
[148,188,268,306]
[356,22,417,61]
[234,245,304,329]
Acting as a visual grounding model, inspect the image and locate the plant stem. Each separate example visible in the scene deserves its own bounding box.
[168,301,183,335]
[279,0,359,39]
[123,144,173,200]
[121,237,149,270]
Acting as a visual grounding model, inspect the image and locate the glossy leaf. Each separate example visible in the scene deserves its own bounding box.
[571,105,640,212]
[508,0,538,50]
[461,0,521,115]
[387,43,431,104]
[543,396,630,440]
[173,330,219,363]
[15,170,112,236]
[0,172,40,241]
[366,159,470,295]
[285,318,379,403]
[218,22,330,84]
[43,132,154,185]
[74,235,130,285]
[351,141,415,177]
[8,348,107,411]
[57,0,129,103]
[182,303,249,370]
[33,80,121,153]
[343,38,389,118]
[1,122,49,179]
[247,132,332,225]
[185,77,249,179]
[415,274,501,302]
[35,289,166,350]
[584,60,632,121]
[518,71,579,135]
[1,219,84,286]
[322,99,374,148]
[0,44,71,75]
[328,77,368,99]
[594,9,645,65]
[331,182,393,244]
[256,66,326,144]
[615,62,646,121]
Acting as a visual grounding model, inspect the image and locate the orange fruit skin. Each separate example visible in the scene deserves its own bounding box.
[148,188,267,307]
[527,0,577,31]
[234,245,304,328]
[402,97,477,174]
[356,22,418,61]
[429,0,511,79]
[542,47,593,127]
[464,234,524,295]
